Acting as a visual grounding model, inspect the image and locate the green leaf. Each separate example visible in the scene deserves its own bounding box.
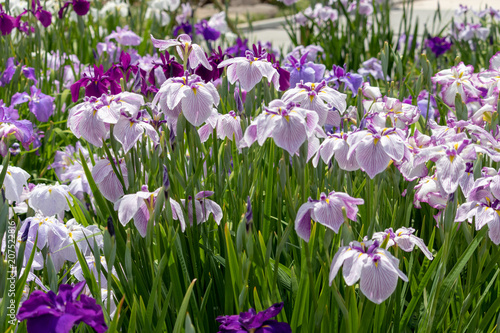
[173,279,197,333]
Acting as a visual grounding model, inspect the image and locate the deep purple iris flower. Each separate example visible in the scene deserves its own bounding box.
[11,85,55,122]
[148,51,184,87]
[226,37,249,57]
[326,64,364,95]
[58,0,90,19]
[30,0,52,28]
[216,302,291,333]
[195,19,221,41]
[71,64,121,102]
[426,36,452,57]
[195,46,227,83]
[0,4,16,35]
[17,281,107,333]
[268,52,290,91]
[173,21,192,37]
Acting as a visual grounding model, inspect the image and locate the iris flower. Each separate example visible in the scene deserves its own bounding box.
[216,302,291,333]
[152,73,219,126]
[329,240,408,304]
[347,125,406,179]
[295,191,364,242]
[217,47,279,92]
[0,165,30,202]
[282,80,346,126]
[242,100,319,155]
[17,281,107,333]
[371,227,434,260]
[151,33,212,71]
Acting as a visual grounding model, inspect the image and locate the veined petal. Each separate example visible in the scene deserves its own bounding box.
[181,85,214,126]
[235,61,264,92]
[272,116,307,155]
[359,255,399,304]
[436,154,466,194]
[355,137,391,179]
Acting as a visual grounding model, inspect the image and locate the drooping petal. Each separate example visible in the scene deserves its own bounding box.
[359,255,399,304]
[294,202,314,242]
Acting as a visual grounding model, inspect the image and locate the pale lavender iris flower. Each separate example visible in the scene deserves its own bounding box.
[432,62,480,106]
[312,132,359,171]
[371,227,434,260]
[455,171,500,244]
[282,80,346,127]
[329,240,408,304]
[151,33,212,71]
[114,185,186,236]
[217,48,279,92]
[106,25,141,46]
[295,191,364,242]
[242,100,319,155]
[347,125,406,179]
[177,191,223,227]
[152,73,219,126]
[28,183,73,217]
[198,109,243,148]
[113,109,159,153]
[0,165,30,202]
[92,158,129,202]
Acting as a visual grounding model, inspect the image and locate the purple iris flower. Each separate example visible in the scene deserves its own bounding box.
[148,51,184,87]
[326,64,364,95]
[0,4,16,35]
[425,36,452,57]
[1,58,38,86]
[226,38,249,57]
[17,281,107,333]
[267,52,290,91]
[358,58,387,81]
[173,22,193,37]
[330,240,408,304]
[30,0,52,28]
[295,191,364,242]
[417,90,438,120]
[195,46,227,83]
[58,0,90,18]
[71,64,121,102]
[216,302,291,333]
[11,86,55,122]
[283,52,325,87]
[195,19,220,41]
